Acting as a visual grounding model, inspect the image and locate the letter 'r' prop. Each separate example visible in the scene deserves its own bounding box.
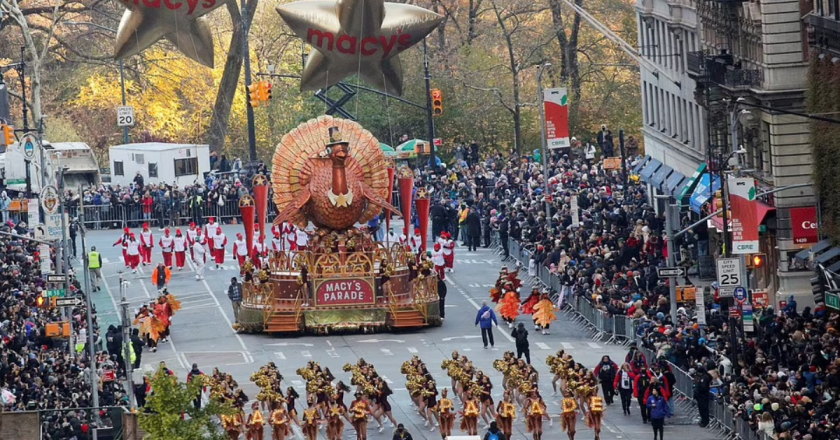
[276,0,442,96]
[113,0,228,67]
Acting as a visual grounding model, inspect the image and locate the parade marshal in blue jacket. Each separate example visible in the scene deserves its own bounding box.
[475,301,498,349]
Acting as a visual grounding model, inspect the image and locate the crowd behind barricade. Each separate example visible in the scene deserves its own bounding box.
[0,222,128,438]
[443,144,840,440]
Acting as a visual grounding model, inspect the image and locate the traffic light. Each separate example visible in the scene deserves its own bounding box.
[812,273,826,303]
[1,124,13,147]
[36,294,50,309]
[248,83,261,108]
[750,253,766,269]
[263,82,272,101]
[715,191,723,217]
[431,89,443,117]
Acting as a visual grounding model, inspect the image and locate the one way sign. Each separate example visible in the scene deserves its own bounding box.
[657,267,687,277]
[55,297,82,307]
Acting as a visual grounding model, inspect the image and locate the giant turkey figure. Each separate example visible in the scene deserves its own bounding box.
[272,116,400,231]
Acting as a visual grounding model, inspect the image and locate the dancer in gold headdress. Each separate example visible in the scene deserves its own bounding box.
[586,388,605,440]
[495,389,517,439]
[560,389,579,440]
[460,391,480,435]
[349,392,371,440]
[221,405,245,440]
[436,388,456,439]
[301,397,321,440]
[246,401,266,440]
[325,394,345,440]
[269,402,291,440]
[524,389,547,440]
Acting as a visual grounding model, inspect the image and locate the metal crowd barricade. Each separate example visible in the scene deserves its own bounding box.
[612,315,635,345]
[509,238,521,264]
[80,204,125,229]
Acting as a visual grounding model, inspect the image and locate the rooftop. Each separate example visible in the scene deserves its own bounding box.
[109,142,208,152]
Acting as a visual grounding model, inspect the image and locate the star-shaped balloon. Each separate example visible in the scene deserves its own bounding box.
[113,0,229,67]
[277,0,442,96]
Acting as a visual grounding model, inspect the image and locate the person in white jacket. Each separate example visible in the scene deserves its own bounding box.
[192,237,207,280]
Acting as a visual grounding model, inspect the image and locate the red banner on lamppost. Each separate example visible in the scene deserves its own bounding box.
[728,177,759,254]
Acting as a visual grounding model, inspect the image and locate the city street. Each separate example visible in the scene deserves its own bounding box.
[79,227,720,440]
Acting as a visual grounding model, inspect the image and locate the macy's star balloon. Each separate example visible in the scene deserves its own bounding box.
[277,0,442,96]
[113,0,229,68]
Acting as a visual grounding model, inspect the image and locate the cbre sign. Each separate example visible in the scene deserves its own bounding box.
[790,206,818,245]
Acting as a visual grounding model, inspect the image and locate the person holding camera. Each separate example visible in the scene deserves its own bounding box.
[392,423,413,440]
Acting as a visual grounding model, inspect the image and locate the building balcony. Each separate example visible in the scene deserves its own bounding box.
[687,50,705,76]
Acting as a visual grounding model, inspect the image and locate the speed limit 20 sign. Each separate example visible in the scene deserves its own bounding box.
[717,257,742,297]
[117,106,135,127]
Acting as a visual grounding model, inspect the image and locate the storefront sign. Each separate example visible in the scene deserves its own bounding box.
[752,290,769,309]
[314,278,375,306]
[728,177,758,254]
[543,88,570,149]
[790,206,818,245]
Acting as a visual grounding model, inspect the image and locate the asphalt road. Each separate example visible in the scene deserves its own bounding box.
[75,226,720,440]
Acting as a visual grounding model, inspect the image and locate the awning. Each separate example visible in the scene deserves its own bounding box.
[651,165,674,189]
[795,239,831,262]
[827,259,840,273]
[708,200,775,232]
[679,163,708,206]
[665,172,686,195]
[639,159,662,182]
[689,173,721,213]
[632,155,651,174]
[815,246,840,264]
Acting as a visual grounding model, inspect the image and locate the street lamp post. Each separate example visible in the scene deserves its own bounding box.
[537,62,552,219]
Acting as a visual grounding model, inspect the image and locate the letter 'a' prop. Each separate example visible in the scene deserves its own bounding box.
[252,175,269,240]
[239,195,256,251]
[113,0,227,67]
[397,166,414,237]
[276,0,442,96]
[414,186,430,253]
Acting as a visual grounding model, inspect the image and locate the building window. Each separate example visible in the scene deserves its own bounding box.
[149,163,158,178]
[114,161,124,176]
[174,157,198,177]
[133,153,144,164]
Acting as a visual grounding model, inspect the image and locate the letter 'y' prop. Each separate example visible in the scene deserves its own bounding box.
[276,0,442,96]
[113,0,228,67]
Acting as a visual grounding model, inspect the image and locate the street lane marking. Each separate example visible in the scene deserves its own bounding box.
[301,350,312,357]
[587,342,602,349]
[536,342,551,350]
[274,352,286,360]
[561,342,574,349]
[445,277,515,343]
[407,347,418,353]
[292,380,304,387]
[198,277,249,352]
[381,376,394,384]
[442,335,481,341]
[326,340,339,358]
[380,348,393,356]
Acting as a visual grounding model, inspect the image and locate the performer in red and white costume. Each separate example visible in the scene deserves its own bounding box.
[204,217,219,259]
[284,224,296,251]
[252,235,268,270]
[442,232,456,273]
[113,227,131,268]
[233,233,248,270]
[126,233,141,273]
[192,234,206,280]
[186,222,199,257]
[173,229,187,270]
[140,223,154,265]
[431,243,446,280]
[271,231,284,257]
[409,228,422,254]
[295,227,309,251]
[159,228,174,268]
[213,226,228,268]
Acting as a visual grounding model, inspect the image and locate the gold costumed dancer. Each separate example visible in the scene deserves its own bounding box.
[477,373,497,427]
[441,351,463,400]
[524,389,548,440]
[587,389,605,440]
[269,403,292,440]
[460,391,481,435]
[546,350,574,395]
[246,401,266,440]
[345,359,388,431]
[349,392,372,440]
[533,291,557,334]
[301,397,321,440]
[436,388,456,439]
[561,389,579,440]
[325,395,345,440]
[495,390,517,439]
[221,406,245,440]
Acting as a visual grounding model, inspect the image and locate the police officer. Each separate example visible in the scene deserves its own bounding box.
[89,246,103,292]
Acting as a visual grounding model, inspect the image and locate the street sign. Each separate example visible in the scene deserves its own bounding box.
[40,185,59,215]
[39,243,51,275]
[733,287,747,303]
[47,274,67,283]
[117,106,135,127]
[6,179,25,185]
[55,297,82,307]
[657,267,687,277]
[433,138,442,146]
[36,212,69,241]
[826,292,840,310]
[742,304,754,332]
[716,257,742,297]
[20,132,38,159]
[46,289,66,298]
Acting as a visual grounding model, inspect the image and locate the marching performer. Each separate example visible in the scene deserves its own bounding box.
[173,229,187,270]
[409,228,423,254]
[442,232,455,273]
[192,234,207,281]
[460,391,480,435]
[437,388,456,439]
[524,389,547,440]
[204,217,219,259]
[587,389,605,440]
[284,223,297,251]
[561,389,579,440]
[221,406,244,440]
[271,231,284,257]
[533,290,557,335]
[295,227,309,251]
[113,227,131,268]
[247,401,266,440]
[187,223,198,258]
[140,223,154,265]
[214,226,228,268]
[301,397,320,440]
[521,288,541,329]
[159,228,174,268]
[269,402,291,440]
[151,262,171,292]
[496,281,520,328]
[126,233,141,273]
[325,395,345,440]
[253,234,268,270]
[233,233,249,271]
[348,392,371,440]
[154,293,180,343]
[495,390,516,439]
[431,243,445,280]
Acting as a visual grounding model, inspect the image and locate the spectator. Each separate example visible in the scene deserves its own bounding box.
[475,301,498,349]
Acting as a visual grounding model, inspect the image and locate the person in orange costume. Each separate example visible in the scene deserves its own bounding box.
[496,281,520,328]
[151,263,171,292]
[154,294,173,343]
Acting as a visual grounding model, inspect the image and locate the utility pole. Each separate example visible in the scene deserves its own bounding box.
[19,47,28,131]
[119,273,136,410]
[77,199,101,422]
[619,129,628,198]
[423,38,437,171]
[119,59,129,144]
[55,153,73,354]
[537,63,551,219]
[242,0,257,162]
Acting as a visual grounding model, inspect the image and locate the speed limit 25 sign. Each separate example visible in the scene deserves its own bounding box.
[717,257,742,297]
[117,106,135,127]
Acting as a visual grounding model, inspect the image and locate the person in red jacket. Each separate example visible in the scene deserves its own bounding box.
[633,366,654,423]
[613,363,636,415]
[113,227,131,268]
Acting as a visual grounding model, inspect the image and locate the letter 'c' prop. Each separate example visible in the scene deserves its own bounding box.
[277,0,442,96]
[113,0,228,67]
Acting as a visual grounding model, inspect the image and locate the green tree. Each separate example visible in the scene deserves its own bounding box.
[138,368,234,440]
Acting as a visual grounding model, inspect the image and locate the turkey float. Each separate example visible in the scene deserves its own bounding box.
[272,116,401,231]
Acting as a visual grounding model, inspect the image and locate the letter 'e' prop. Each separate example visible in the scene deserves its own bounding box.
[276,0,442,96]
[113,0,228,67]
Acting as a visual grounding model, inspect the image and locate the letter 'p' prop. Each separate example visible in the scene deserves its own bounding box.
[276,0,442,96]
